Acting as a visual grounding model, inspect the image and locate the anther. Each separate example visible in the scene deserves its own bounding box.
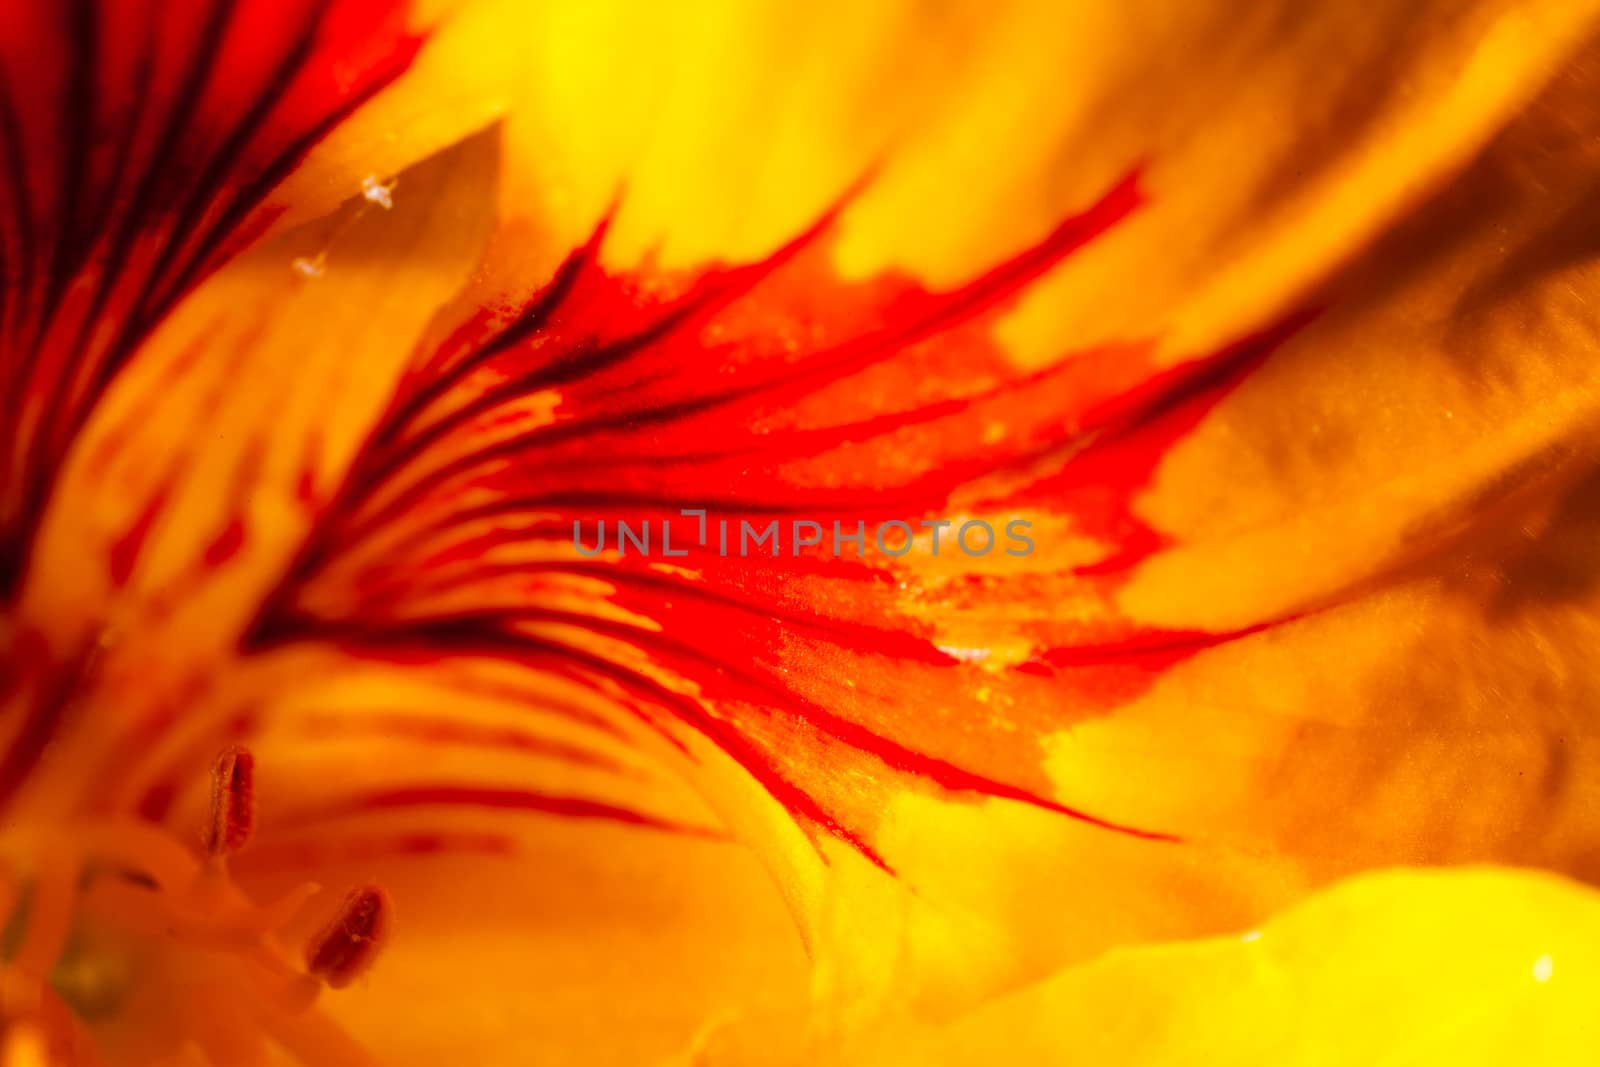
[305,886,392,990]
[201,746,256,858]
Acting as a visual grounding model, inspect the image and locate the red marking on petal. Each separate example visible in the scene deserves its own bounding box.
[1048,311,1317,578]
[108,486,167,586]
[291,783,727,842]
[202,515,247,568]
[0,0,425,602]
[296,461,322,510]
[0,629,88,809]
[296,712,637,776]
[237,830,516,872]
[238,169,1315,866]
[135,779,176,822]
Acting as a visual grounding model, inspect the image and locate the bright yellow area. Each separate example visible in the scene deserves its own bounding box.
[836,867,1600,1065]
[675,868,1600,1064]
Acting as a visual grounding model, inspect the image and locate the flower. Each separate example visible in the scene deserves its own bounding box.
[4,0,1600,1063]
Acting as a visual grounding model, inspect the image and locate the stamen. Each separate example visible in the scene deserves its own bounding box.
[10,844,79,983]
[201,746,256,859]
[305,886,392,990]
[0,748,393,1064]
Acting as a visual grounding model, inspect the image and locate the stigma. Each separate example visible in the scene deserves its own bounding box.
[0,746,393,1065]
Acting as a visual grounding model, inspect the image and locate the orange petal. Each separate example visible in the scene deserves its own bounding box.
[278,831,809,1067]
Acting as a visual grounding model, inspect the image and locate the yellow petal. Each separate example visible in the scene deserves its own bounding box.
[983,0,1600,362]
[830,867,1600,1066]
[486,0,1600,367]
[1048,35,1600,887]
[1126,51,1600,628]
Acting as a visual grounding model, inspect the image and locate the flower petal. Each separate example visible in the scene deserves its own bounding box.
[230,0,1600,1024]
[5,131,496,816]
[16,3,1600,1056]
[883,868,1600,1065]
[1003,43,1600,971]
[481,0,1600,360]
[275,833,810,1067]
[696,867,1600,1065]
